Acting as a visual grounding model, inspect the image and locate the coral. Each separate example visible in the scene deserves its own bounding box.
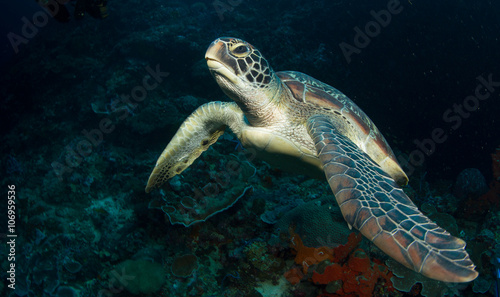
[5,154,23,175]
[148,147,256,227]
[62,257,82,274]
[329,233,363,263]
[493,147,500,180]
[289,227,335,273]
[113,259,166,294]
[244,241,281,272]
[284,267,303,285]
[385,258,467,297]
[260,197,304,225]
[55,286,79,297]
[278,196,351,247]
[421,203,459,236]
[128,99,181,135]
[470,208,500,295]
[312,249,394,297]
[286,230,362,275]
[312,263,343,285]
[86,195,134,228]
[460,148,500,220]
[177,95,200,112]
[472,276,491,293]
[255,277,291,297]
[285,230,392,296]
[453,168,489,200]
[105,69,132,94]
[484,147,500,202]
[470,181,500,219]
[171,254,199,278]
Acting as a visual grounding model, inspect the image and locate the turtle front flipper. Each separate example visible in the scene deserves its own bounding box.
[146,101,244,193]
[307,115,478,283]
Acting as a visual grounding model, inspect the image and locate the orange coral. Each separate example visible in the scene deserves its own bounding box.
[347,249,370,273]
[284,267,303,285]
[317,294,356,297]
[312,248,394,297]
[285,229,364,282]
[285,229,393,296]
[289,228,335,273]
[311,263,343,284]
[331,233,363,263]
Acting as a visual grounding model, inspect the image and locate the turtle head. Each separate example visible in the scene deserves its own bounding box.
[205,38,281,114]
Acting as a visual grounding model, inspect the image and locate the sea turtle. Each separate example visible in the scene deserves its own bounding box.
[146,37,478,282]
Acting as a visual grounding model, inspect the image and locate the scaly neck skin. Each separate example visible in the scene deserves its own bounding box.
[233,74,285,127]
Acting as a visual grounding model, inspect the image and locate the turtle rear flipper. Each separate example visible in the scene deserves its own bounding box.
[146,102,244,193]
[307,115,478,283]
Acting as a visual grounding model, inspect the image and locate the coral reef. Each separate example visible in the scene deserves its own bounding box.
[386,258,468,297]
[288,228,338,274]
[277,196,351,247]
[147,146,256,227]
[112,259,166,294]
[171,254,199,277]
[284,230,393,296]
[312,249,394,297]
[453,168,489,200]
[244,241,281,272]
[459,148,500,220]
[420,202,459,236]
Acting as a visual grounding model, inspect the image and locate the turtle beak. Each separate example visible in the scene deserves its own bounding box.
[205,39,225,69]
[205,38,240,85]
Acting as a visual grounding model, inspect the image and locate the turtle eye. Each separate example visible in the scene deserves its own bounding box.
[232,45,250,56]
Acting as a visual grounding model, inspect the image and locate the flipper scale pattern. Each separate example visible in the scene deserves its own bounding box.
[307,115,478,282]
